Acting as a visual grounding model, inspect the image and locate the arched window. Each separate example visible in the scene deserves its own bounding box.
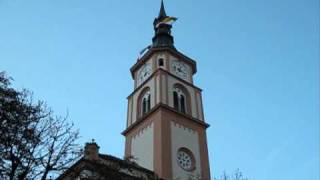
[173,87,187,114]
[141,90,151,116]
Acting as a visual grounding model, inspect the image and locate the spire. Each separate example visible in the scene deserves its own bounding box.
[158,0,167,19]
[152,0,175,49]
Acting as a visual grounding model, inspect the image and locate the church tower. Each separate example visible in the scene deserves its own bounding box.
[122,1,211,179]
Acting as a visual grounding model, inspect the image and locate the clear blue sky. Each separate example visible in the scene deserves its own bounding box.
[1,0,319,179]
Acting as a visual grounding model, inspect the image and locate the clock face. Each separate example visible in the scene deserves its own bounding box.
[137,64,152,86]
[177,148,195,171]
[171,60,188,80]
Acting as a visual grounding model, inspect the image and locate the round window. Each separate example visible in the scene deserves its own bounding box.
[176,147,195,171]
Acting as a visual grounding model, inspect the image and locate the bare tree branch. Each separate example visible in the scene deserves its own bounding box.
[0,72,81,179]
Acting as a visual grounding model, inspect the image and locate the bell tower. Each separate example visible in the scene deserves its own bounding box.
[122,1,211,179]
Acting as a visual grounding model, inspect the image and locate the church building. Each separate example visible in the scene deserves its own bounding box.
[58,1,211,180]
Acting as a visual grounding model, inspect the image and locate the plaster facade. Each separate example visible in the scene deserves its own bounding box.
[170,121,201,180]
[131,122,154,170]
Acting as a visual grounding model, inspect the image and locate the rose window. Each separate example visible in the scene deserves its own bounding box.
[177,148,195,171]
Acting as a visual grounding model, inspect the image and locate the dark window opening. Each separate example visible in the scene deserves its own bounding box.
[173,91,179,109]
[142,98,147,115]
[180,95,186,113]
[158,58,164,67]
[173,89,187,114]
[141,92,151,116]
[146,95,151,113]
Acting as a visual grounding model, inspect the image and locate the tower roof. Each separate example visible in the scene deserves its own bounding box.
[152,0,175,48]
